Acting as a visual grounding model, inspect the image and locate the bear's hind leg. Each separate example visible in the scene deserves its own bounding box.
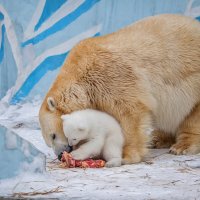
[170,103,200,155]
[150,130,175,149]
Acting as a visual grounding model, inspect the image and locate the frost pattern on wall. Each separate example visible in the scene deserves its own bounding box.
[0,0,199,104]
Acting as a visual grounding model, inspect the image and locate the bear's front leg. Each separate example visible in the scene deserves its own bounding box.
[71,137,104,160]
[120,106,152,164]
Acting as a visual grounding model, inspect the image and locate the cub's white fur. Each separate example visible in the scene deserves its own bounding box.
[61,109,124,167]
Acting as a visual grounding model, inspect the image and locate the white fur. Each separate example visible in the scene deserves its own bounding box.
[61,109,124,167]
[150,75,200,134]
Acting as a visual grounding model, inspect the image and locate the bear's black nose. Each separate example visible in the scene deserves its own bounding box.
[57,145,73,161]
[58,152,63,161]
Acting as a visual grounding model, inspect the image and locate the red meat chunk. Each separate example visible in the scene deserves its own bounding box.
[60,151,105,168]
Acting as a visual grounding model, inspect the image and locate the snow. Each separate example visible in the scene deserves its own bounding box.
[5,129,18,149]
[20,154,45,174]
[0,98,200,199]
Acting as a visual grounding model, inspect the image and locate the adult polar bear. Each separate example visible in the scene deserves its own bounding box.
[39,14,200,164]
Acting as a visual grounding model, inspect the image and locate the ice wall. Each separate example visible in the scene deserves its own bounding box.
[0,0,199,104]
[0,125,45,179]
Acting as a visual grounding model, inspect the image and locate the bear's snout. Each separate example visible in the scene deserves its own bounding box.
[66,145,73,153]
[57,145,72,161]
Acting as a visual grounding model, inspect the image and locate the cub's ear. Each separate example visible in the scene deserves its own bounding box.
[47,97,57,112]
[61,115,69,121]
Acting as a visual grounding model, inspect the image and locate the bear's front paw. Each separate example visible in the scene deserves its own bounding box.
[122,146,143,165]
[71,150,88,160]
[105,158,122,168]
[122,154,142,165]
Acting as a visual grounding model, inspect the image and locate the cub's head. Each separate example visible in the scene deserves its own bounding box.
[61,113,89,147]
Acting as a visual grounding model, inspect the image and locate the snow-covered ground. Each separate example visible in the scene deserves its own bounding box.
[0,98,200,199]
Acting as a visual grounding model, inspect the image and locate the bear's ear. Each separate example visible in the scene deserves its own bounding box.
[47,97,56,112]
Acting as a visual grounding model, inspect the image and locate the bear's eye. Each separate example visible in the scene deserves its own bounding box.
[52,133,56,140]
[73,138,77,141]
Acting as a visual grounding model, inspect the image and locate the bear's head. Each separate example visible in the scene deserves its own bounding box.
[39,40,96,155]
[39,81,91,155]
[39,96,68,155]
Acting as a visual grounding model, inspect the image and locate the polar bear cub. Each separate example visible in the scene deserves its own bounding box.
[61,109,124,167]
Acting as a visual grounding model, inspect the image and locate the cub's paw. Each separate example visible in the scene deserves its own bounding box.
[105,159,122,168]
[71,150,88,160]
